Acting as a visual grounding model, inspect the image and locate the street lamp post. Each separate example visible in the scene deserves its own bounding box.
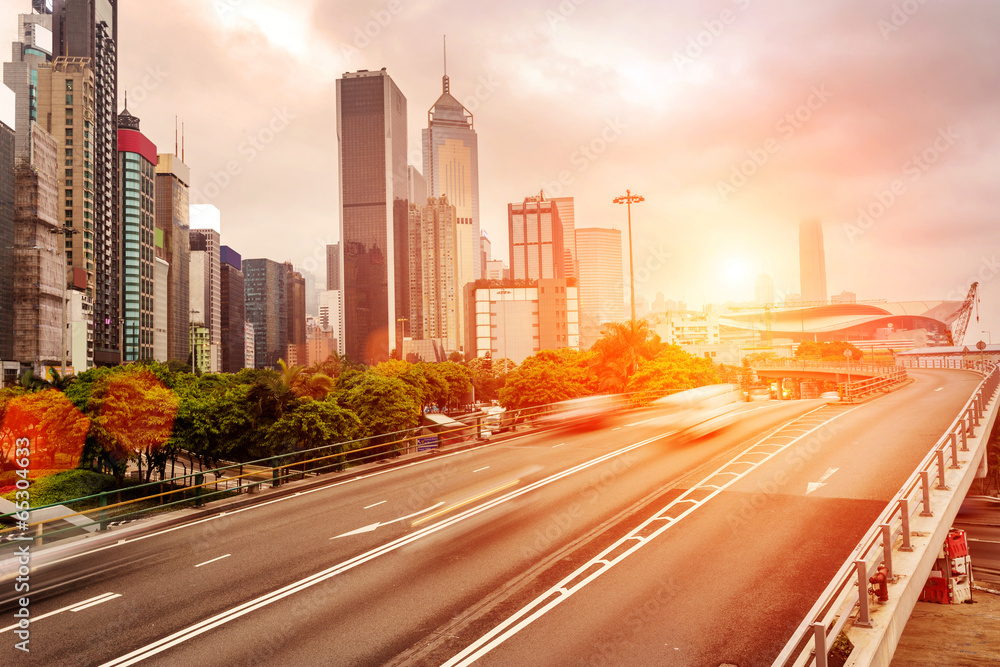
[613,189,644,325]
[498,289,511,365]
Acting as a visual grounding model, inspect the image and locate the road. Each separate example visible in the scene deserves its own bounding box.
[0,369,982,666]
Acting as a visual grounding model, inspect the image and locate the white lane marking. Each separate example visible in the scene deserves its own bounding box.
[935,387,944,392]
[0,592,119,632]
[441,405,858,667]
[100,433,675,667]
[194,554,231,568]
[552,443,565,448]
[611,427,621,431]
[473,467,490,473]
[70,593,122,611]
[330,502,446,539]
[806,467,839,495]
[363,500,387,509]
[968,537,1000,545]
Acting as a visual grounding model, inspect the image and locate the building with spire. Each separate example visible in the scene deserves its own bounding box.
[422,43,479,356]
[116,103,156,362]
[337,68,408,365]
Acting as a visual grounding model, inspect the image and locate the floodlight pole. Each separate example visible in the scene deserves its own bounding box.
[613,189,644,326]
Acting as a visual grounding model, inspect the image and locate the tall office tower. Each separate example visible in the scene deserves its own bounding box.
[407,165,426,207]
[153,256,168,361]
[3,11,53,161]
[408,195,459,351]
[479,229,491,278]
[116,106,156,362]
[508,192,565,281]
[35,58,95,318]
[318,290,342,353]
[337,68,408,364]
[155,153,191,362]
[13,124,62,368]
[799,219,827,303]
[244,320,255,369]
[219,246,245,373]
[422,65,479,355]
[297,266,318,318]
[285,263,306,364]
[326,243,339,291]
[243,258,288,369]
[0,87,14,361]
[754,273,774,306]
[549,196,577,279]
[576,227,625,350]
[52,0,119,365]
[190,205,222,371]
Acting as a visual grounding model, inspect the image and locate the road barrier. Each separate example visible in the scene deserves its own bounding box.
[772,361,1000,667]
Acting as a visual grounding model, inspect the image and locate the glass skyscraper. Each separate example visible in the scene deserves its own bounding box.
[799,219,827,303]
[116,107,156,362]
[337,68,408,365]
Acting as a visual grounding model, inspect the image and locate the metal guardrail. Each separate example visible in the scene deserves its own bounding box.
[840,368,909,402]
[752,359,899,375]
[772,361,1000,667]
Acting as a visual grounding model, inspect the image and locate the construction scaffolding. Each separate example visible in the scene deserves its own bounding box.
[13,123,63,368]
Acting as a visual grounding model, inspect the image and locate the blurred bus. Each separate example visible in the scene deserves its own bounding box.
[652,384,744,440]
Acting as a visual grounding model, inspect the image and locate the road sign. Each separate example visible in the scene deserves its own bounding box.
[977,340,987,351]
[416,436,439,452]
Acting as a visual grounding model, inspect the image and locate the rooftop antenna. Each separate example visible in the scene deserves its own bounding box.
[182,122,185,163]
[174,115,178,157]
[123,90,127,112]
[442,35,449,94]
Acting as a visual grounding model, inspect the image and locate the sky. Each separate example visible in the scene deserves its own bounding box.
[5,0,1000,345]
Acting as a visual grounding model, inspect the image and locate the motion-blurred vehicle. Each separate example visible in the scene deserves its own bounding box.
[957,495,1000,521]
[652,384,744,440]
[536,395,624,430]
[821,391,840,403]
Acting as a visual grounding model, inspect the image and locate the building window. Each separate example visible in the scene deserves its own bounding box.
[66,94,73,105]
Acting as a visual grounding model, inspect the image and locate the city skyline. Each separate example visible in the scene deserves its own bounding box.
[3,1,998,344]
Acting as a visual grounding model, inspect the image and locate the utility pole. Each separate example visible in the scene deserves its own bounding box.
[613,189,644,326]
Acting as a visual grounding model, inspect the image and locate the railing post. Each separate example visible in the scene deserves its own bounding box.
[899,498,913,551]
[950,433,961,469]
[812,622,828,667]
[920,471,933,516]
[935,450,949,490]
[99,491,108,531]
[194,473,204,508]
[272,458,280,487]
[855,560,872,627]
[881,524,895,581]
[960,421,970,451]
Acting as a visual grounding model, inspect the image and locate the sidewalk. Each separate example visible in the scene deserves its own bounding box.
[891,577,1000,665]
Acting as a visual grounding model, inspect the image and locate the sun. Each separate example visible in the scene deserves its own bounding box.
[721,257,750,285]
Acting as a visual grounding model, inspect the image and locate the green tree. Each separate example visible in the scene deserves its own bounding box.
[265,399,362,472]
[589,320,665,393]
[498,349,590,410]
[436,361,473,410]
[335,373,420,459]
[624,346,721,405]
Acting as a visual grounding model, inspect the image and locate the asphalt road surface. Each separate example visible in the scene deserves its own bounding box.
[0,369,982,666]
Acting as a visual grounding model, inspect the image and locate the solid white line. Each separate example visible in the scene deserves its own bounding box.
[70,593,122,612]
[552,443,565,448]
[99,433,674,667]
[363,500,387,509]
[194,554,231,568]
[0,592,118,632]
[441,405,858,666]
[473,467,490,473]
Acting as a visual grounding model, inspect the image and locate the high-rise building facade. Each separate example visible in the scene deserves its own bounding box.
[243,258,287,369]
[285,263,306,365]
[407,165,426,207]
[219,245,245,373]
[0,87,15,361]
[13,124,62,369]
[116,107,156,362]
[799,219,827,303]
[326,243,339,291]
[337,68,408,364]
[549,196,577,279]
[408,195,459,351]
[189,228,221,372]
[3,12,53,161]
[153,255,168,361]
[155,153,190,362]
[423,69,480,353]
[53,0,120,366]
[509,193,565,282]
[576,227,625,350]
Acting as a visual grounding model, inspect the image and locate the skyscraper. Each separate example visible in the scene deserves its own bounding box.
[549,196,577,279]
[52,0,119,366]
[0,86,14,362]
[190,205,222,371]
[423,59,479,354]
[799,219,827,303]
[3,11,53,161]
[326,243,339,291]
[509,193,565,281]
[576,227,624,350]
[337,68,408,364]
[285,263,306,365]
[243,257,287,369]
[219,245,245,373]
[408,195,459,351]
[155,153,191,362]
[116,106,156,362]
